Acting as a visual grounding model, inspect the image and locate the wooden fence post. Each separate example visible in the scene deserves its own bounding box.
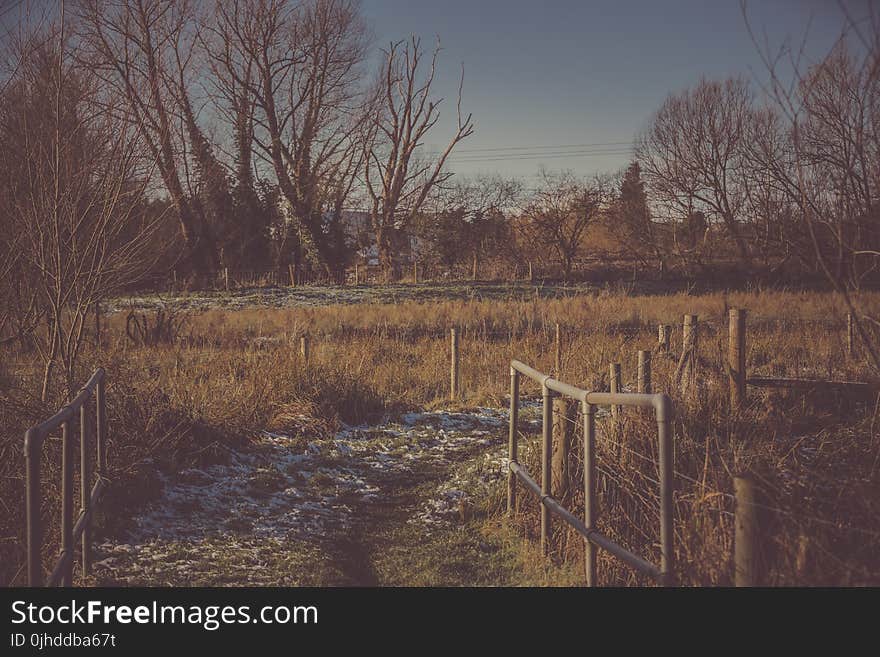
[637,350,651,394]
[450,327,460,399]
[554,322,562,375]
[224,267,230,292]
[609,362,621,420]
[847,312,855,359]
[729,308,747,410]
[677,314,698,397]
[472,252,478,281]
[289,264,296,287]
[658,324,670,353]
[552,397,575,502]
[528,261,533,282]
[300,334,310,365]
[734,475,763,587]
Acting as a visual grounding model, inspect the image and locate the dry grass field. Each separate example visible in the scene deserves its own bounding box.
[2,285,879,586]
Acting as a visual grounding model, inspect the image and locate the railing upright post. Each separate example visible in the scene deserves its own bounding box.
[507,368,519,516]
[450,327,460,400]
[25,429,41,586]
[657,395,675,586]
[61,420,74,587]
[583,401,596,586]
[80,399,92,577]
[541,383,553,556]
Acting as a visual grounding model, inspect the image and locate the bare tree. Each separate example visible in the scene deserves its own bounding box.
[1,17,163,400]
[206,0,369,278]
[76,0,219,284]
[519,171,607,282]
[364,36,474,280]
[743,1,880,371]
[637,77,755,267]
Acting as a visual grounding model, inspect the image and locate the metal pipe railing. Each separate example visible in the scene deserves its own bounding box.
[507,360,675,586]
[25,369,108,587]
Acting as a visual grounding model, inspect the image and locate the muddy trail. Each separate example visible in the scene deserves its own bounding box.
[91,406,542,586]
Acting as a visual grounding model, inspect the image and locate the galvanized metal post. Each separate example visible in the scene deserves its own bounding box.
[541,384,553,556]
[734,475,761,587]
[61,420,74,586]
[25,429,41,586]
[507,369,519,516]
[583,401,596,586]
[638,350,652,394]
[96,376,106,475]
[80,400,92,577]
[729,308,747,409]
[657,395,674,586]
[610,363,621,420]
[450,327,460,399]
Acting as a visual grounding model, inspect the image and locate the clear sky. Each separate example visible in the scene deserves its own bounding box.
[360,0,867,182]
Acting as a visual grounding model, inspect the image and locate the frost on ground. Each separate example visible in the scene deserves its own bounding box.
[103,282,601,314]
[92,405,529,586]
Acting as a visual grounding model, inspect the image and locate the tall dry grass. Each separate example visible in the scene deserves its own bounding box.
[2,287,878,585]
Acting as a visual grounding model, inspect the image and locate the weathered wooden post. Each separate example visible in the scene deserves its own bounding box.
[677,314,699,397]
[658,324,670,353]
[552,397,575,502]
[637,350,652,394]
[472,252,478,281]
[610,362,621,420]
[300,334,310,365]
[847,312,855,359]
[554,322,562,375]
[734,475,763,587]
[729,308,747,410]
[289,264,296,287]
[528,261,534,282]
[224,267,230,292]
[450,327,460,399]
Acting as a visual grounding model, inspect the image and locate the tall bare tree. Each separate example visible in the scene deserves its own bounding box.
[364,36,474,279]
[76,0,219,284]
[637,77,755,266]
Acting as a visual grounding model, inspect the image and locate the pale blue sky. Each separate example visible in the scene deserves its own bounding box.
[360,0,867,181]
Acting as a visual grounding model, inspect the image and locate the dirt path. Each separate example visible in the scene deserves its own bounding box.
[92,406,539,586]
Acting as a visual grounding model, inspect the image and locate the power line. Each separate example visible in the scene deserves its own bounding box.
[452,140,633,154]
[448,149,634,164]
